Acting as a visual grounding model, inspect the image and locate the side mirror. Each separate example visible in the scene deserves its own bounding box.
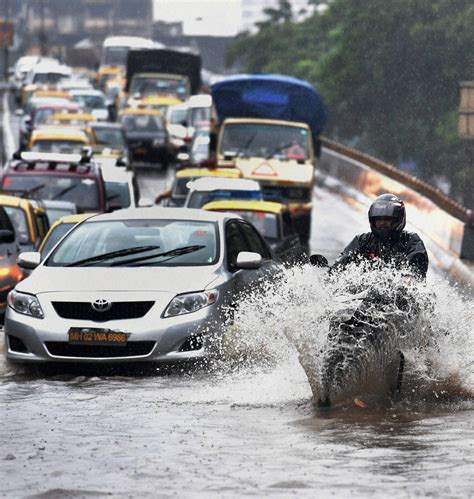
[177,152,189,162]
[18,252,41,270]
[236,251,262,270]
[309,254,329,267]
[0,229,15,243]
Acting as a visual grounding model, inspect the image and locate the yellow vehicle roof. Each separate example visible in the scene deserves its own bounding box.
[223,117,310,130]
[48,112,96,122]
[140,95,182,106]
[176,167,241,179]
[202,199,287,215]
[0,194,31,209]
[32,90,72,100]
[97,66,123,76]
[30,128,90,142]
[121,107,164,117]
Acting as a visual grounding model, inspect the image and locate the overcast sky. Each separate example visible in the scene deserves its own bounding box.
[153,0,243,36]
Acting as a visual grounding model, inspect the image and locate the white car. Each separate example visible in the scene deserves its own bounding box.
[184,177,263,208]
[5,208,277,364]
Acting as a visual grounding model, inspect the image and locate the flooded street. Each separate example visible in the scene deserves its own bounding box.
[1,179,473,498]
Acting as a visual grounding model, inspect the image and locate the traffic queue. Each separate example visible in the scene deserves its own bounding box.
[1,35,327,365]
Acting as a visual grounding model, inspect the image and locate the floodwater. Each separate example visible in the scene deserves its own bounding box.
[1,189,472,498]
[1,98,473,497]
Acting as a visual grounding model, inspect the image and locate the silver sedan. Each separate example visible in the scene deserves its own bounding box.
[4,207,278,364]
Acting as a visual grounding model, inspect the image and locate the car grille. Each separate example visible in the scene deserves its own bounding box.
[45,341,156,358]
[51,301,155,322]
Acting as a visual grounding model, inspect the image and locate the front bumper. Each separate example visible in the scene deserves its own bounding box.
[4,301,224,364]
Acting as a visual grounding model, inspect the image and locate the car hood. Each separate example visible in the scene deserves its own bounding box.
[19,266,221,295]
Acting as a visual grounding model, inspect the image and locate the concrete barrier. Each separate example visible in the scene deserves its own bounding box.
[319,138,474,289]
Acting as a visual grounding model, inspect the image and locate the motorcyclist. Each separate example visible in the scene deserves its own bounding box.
[332,193,429,279]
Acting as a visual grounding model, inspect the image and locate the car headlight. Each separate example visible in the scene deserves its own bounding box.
[8,290,44,319]
[163,290,218,318]
[152,138,164,147]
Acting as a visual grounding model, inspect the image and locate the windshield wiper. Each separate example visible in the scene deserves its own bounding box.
[53,183,80,200]
[111,245,206,267]
[65,245,161,267]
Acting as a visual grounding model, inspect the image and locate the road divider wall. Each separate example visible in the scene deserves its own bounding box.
[319,137,473,288]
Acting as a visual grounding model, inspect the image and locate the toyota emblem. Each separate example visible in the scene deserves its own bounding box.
[91,298,111,312]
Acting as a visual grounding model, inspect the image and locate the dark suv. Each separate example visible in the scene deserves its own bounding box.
[1,152,107,214]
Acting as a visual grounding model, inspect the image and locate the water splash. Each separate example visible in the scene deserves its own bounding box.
[225,262,473,409]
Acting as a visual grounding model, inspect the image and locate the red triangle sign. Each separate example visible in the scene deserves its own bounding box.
[251,161,278,177]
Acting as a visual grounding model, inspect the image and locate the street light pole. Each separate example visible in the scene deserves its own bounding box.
[3,0,10,81]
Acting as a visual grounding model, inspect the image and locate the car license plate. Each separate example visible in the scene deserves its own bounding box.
[68,327,130,346]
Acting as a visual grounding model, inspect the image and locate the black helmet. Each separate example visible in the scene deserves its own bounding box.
[368,193,406,240]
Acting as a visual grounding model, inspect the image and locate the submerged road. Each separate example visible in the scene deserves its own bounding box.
[0,91,473,498]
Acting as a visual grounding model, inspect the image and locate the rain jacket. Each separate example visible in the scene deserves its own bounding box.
[333,231,429,278]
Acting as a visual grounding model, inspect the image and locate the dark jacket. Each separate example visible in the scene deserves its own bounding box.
[332,230,429,278]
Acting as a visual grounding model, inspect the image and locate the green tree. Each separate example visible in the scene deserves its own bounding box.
[226,0,474,206]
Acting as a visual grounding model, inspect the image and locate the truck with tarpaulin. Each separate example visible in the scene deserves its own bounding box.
[210,74,327,244]
[118,48,202,114]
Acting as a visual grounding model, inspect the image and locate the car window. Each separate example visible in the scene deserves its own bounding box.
[239,222,271,259]
[3,175,100,212]
[0,206,15,233]
[225,221,248,270]
[92,128,125,147]
[105,181,131,208]
[31,139,86,154]
[3,206,30,244]
[224,210,279,240]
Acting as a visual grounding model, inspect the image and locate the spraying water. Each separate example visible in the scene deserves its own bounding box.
[225,262,473,410]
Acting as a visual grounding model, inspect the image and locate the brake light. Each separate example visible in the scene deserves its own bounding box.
[3,176,10,188]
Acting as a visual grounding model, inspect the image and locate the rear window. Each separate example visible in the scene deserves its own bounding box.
[0,205,15,233]
[105,181,131,208]
[3,206,30,244]
[31,139,87,154]
[2,175,100,212]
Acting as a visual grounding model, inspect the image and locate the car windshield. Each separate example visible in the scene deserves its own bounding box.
[3,206,30,244]
[187,189,262,209]
[122,114,163,132]
[46,219,219,267]
[103,47,129,66]
[33,72,68,85]
[40,222,75,259]
[34,108,76,125]
[221,123,309,160]
[73,94,106,109]
[3,175,100,211]
[105,181,131,208]
[93,127,125,147]
[130,76,187,99]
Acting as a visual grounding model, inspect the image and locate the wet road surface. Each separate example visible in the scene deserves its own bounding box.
[1,92,473,498]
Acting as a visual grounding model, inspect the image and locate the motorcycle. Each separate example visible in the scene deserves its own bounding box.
[309,254,428,408]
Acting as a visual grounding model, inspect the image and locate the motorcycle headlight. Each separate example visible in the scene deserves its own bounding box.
[152,138,164,147]
[163,290,218,318]
[8,290,44,319]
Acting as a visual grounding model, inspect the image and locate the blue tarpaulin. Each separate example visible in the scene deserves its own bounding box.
[211,74,327,136]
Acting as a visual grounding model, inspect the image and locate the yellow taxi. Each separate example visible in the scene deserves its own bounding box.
[157,166,241,207]
[126,95,182,116]
[202,199,307,264]
[39,213,94,260]
[96,65,124,90]
[30,89,73,102]
[0,194,50,252]
[27,127,91,154]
